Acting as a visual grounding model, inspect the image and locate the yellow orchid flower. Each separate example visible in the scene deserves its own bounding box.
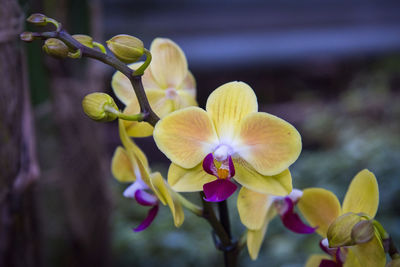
[238,186,315,260]
[153,81,302,202]
[112,38,197,137]
[111,119,184,231]
[298,169,386,267]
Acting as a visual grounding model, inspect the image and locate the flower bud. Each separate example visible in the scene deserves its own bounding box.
[26,13,47,26]
[82,93,118,122]
[42,38,69,59]
[20,32,35,42]
[327,212,362,247]
[72,34,94,48]
[351,220,374,244]
[106,34,144,63]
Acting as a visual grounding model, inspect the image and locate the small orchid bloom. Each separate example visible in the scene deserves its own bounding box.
[111,119,184,231]
[238,186,315,260]
[299,169,386,267]
[154,81,302,202]
[112,38,197,137]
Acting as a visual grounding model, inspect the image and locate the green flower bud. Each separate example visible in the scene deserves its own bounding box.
[20,32,35,42]
[42,38,69,59]
[26,13,47,26]
[351,220,374,244]
[327,212,362,247]
[106,34,144,63]
[82,93,118,122]
[72,34,94,48]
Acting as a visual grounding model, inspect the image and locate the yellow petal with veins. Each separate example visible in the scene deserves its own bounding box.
[233,159,292,196]
[342,169,379,218]
[247,207,276,260]
[237,112,302,176]
[206,81,257,142]
[298,188,341,237]
[146,89,174,118]
[154,107,218,169]
[150,172,184,227]
[150,38,188,89]
[305,254,332,267]
[168,163,215,192]
[111,146,135,182]
[237,187,274,230]
[179,71,196,96]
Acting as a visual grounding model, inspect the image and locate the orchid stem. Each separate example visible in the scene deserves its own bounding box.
[218,200,238,267]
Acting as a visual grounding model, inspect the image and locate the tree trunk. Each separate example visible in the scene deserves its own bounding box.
[0,0,41,266]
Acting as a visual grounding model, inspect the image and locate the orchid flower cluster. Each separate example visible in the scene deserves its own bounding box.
[21,14,399,267]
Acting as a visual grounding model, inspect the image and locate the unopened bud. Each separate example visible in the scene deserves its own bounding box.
[42,38,69,58]
[82,93,118,122]
[106,34,144,63]
[72,34,94,48]
[327,212,362,247]
[27,13,47,26]
[20,32,35,42]
[351,220,374,244]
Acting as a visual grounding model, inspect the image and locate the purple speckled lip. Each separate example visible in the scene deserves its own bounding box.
[276,197,316,234]
[133,205,159,232]
[202,153,237,202]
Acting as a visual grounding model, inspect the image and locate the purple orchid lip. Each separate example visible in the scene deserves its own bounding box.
[203,179,237,202]
[203,153,218,177]
[133,205,159,232]
[277,197,316,234]
[134,189,158,206]
[319,259,342,267]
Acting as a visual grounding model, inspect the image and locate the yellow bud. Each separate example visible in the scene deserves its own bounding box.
[72,34,94,48]
[351,220,374,244]
[82,93,118,122]
[327,212,362,247]
[106,34,144,63]
[42,38,69,59]
[26,13,47,26]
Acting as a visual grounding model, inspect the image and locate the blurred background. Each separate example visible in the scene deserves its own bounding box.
[1,0,400,266]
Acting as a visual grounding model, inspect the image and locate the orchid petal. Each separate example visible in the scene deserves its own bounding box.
[150,38,188,89]
[305,254,333,267]
[154,107,218,169]
[174,90,198,110]
[134,189,158,206]
[122,99,154,137]
[277,197,316,234]
[111,63,140,105]
[202,153,218,177]
[111,146,135,182]
[298,188,341,237]
[237,187,274,230]
[206,81,257,142]
[203,179,237,202]
[122,181,147,199]
[146,89,174,118]
[237,112,302,176]
[320,259,341,267]
[342,169,379,218]
[349,232,386,267]
[150,172,184,227]
[233,159,292,196]
[168,163,215,192]
[133,205,159,232]
[246,206,276,260]
[179,70,196,94]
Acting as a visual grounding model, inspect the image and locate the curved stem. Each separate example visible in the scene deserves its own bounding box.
[134,49,152,76]
[39,30,160,127]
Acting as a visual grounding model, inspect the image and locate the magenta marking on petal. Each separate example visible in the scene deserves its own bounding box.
[133,205,159,232]
[134,189,158,206]
[203,153,218,177]
[278,197,316,234]
[227,156,235,178]
[319,259,341,267]
[203,179,237,202]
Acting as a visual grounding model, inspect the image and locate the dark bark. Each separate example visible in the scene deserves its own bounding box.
[0,0,41,266]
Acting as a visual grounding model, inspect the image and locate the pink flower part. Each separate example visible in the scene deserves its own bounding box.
[319,260,342,267]
[275,197,316,234]
[202,153,235,179]
[133,205,159,232]
[134,189,158,206]
[203,179,237,202]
